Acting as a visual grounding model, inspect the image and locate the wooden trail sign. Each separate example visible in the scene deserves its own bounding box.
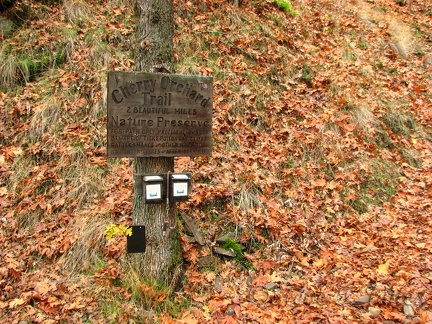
[107,71,213,157]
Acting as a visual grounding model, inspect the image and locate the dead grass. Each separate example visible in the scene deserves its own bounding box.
[107,0,135,8]
[351,105,394,149]
[319,120,344,166]
[58,147,106,207]
[62,0,91,25]
[0,16,14,39]
[382,106,417,137]
[349,105,378,131]
[350,158,399,213]
[0,54,20,89]
[236,184,262,212]
[29,99,62,141]
[90,41,111,69]
[90,80,108,119]
[60,216,109,275]
[61,27,78,62]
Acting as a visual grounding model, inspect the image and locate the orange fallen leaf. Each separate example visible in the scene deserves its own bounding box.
[377,263,389,275]
[311,178,326,187]
[253,290,269,302]
[208,298,231,312]
[179,311,199,324]
[9,298,26,309]
[89,156,107,166]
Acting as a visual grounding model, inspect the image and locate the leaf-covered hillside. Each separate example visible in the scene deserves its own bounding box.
[0,0,431,322]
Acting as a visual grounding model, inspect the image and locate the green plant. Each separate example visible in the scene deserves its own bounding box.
[273,0,297,15]
[261,227,271,240]
[387,67,397,75]
[0,43,68,89]
[20,58,39,82]
[398,148,420,167]
[104,223,132,240]
[0,17,15,39]
[119,263,192,318]
[100,298,123,323]
[343,49,357,61]
[373,6,387,13]
[375,60,385,70]
[350,159,399,214]
[221,238,253,269]
[269,13,284,25]
[301,63,314,87]
[357,41,367,50]
[382,107,417,137]
[411,22,422,35]
[414,49,425,57]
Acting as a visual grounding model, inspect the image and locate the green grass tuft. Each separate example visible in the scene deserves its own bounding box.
[350,159,399,214]
[382,107,417,137]
[221,238,253,269]
[273,0,297,15]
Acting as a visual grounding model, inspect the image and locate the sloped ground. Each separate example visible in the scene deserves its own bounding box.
[0,0,431,322]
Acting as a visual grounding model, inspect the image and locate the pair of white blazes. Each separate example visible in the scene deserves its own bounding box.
[143,173,191,203]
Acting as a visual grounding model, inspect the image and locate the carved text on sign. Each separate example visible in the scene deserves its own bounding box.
[107,72,213,157]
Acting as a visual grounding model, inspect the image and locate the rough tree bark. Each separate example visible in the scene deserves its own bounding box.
[130,0,183,287]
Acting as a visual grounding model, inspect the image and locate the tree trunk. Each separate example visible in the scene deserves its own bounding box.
[135,0,174,73]
[130,0,183,287]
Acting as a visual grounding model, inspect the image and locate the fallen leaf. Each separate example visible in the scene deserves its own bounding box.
[253,290,269,302]
[377,263,389,275]
[403,299,415,317]
[9,298,26,309]
[311,178,326,187]
[179,311,199,324]
[89,156,107,166]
